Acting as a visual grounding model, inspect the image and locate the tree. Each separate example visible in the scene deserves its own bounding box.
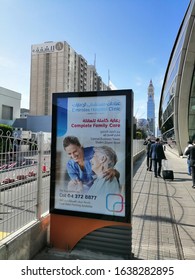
[136,128,147,139]
[0,124,13,153]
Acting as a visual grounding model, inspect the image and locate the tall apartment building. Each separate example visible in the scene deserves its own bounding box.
[86,65,98,91]
[147,80,155,136]
[30,41,108,116]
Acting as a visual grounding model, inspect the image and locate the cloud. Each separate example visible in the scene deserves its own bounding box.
[145,57,157,65]
[135,76,143,87]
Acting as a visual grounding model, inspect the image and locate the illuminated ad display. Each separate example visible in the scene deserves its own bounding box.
[50,90,133,222]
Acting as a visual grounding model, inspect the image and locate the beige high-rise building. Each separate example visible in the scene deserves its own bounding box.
[30,41,108,116]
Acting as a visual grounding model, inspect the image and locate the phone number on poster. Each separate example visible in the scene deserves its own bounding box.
[60,193,97,200]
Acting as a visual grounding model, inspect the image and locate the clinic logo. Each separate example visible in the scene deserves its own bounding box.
[106,193,124,212]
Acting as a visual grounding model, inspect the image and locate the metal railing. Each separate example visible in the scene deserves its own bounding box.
[0,131,50,242]
[0,134,144,243]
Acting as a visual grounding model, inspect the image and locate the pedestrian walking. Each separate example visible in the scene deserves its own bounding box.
[184,140,192,175]
[185,140,195,188]
[149,138,166,178]
[145,139,152,171]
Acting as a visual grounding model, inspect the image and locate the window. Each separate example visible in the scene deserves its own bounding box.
[2,105,13,120]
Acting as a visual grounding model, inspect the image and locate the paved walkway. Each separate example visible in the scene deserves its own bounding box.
[33,147,195,260]
[132,147,195,260]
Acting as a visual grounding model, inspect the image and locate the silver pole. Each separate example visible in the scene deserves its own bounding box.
[37,132,44,220]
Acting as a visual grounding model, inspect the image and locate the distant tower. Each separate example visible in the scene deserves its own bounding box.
[147,80,155,136]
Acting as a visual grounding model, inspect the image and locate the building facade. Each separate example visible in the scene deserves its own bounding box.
[147,80,155,136]
[0,86,21,125]
[30,41,108,116]
[159,0,195,156]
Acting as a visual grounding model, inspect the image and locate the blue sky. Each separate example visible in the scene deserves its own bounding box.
[0,0,190,119]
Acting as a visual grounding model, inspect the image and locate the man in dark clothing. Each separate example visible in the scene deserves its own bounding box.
[146,139,152,171]
[150,138,166,178]
[185,140,195,188]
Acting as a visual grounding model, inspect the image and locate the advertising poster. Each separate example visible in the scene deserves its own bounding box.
[50,90,133,222]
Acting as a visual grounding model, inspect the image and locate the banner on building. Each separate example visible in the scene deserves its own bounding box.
[50,90,133,223]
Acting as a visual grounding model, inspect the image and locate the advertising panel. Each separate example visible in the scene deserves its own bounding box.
[50,90,133,222]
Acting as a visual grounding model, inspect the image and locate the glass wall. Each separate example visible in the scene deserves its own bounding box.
[188,68,195,140]
[159,1,191,151]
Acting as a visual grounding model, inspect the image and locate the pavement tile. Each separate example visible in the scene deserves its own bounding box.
[34,147,195,260]
[132,147,195,260]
